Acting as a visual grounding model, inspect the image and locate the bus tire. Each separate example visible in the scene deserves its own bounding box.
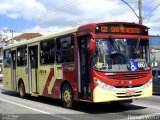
[61,83,74,109]
[18,82,25,98]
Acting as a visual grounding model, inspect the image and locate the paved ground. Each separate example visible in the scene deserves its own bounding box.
[0,81,160,120]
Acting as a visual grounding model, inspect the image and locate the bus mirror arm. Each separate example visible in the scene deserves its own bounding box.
[89,39,96,53]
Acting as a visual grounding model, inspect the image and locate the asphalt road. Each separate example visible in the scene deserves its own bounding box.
[0,81,160,120]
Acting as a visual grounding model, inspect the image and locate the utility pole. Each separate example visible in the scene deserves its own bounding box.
[121,0,143,24]
[3,29,14,44]
[138,0,143,24]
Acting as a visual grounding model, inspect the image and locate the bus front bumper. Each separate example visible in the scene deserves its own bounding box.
[92,83,152,103]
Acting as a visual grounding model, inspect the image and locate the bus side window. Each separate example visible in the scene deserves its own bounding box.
[3,49,11,67]
[56,35,74,63]
[40,39,55,64]
[17,46,27,66]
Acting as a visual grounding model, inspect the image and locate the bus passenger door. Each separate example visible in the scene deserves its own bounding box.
[28,46,38,93]
[11,50,17,90]
[78,35,91,98]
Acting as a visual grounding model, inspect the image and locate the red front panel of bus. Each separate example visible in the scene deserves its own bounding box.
[91,69,152,89]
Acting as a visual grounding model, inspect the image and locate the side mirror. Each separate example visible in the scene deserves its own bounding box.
[90,39,96,52]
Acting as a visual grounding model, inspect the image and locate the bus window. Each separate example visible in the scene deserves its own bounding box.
[17,46,27,66]
[56,35,74,63]
[4,49,11,67]
[40,39,55,64]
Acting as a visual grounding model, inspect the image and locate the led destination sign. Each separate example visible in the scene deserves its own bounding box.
[95,24,148,35]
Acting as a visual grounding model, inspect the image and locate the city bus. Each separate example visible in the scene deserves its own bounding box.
[3,22,152,108]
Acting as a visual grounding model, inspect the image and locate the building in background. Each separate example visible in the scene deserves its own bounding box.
[0,33,11,80]
[0,34,8,63]
[149,35,160,68]
[13,33,42,41]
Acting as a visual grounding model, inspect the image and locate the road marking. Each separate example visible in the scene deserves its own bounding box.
[0,84,2,87]
[0,98,72,120]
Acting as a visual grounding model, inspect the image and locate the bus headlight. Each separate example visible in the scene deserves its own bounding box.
[143,78,152,89]
[94,77,113,90]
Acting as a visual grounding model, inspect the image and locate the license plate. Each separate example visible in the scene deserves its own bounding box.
[126,91,135,96]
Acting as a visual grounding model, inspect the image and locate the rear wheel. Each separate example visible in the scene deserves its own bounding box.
[19,82,25,98]
[61,84,74,109]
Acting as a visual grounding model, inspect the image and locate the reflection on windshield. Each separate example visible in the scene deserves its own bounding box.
[93,38,150,72]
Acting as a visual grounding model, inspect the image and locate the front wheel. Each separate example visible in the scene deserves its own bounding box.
[19,82,25,98]
[61,84,74,109]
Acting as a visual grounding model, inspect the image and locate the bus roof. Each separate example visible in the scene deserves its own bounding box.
[78,22,148,28]
[3,26,79,50]
[3,22,148,50]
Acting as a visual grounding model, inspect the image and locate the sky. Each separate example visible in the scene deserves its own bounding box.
[150,36,160,46]
[0,0,160,36]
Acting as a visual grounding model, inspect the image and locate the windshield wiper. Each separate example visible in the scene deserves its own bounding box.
[109,37,121,53]
[134,37,140,54]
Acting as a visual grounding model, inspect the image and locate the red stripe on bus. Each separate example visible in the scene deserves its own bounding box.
[43,68,54,95]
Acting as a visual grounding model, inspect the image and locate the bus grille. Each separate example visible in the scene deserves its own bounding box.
[117,94,141,98]
[107,73,147,80]
[114,84,143,88]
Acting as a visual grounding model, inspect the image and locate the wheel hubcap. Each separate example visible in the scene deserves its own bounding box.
[20,84,24,96]
[63,89,71,103]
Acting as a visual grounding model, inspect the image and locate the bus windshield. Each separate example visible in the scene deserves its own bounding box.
[93,38,150,72]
